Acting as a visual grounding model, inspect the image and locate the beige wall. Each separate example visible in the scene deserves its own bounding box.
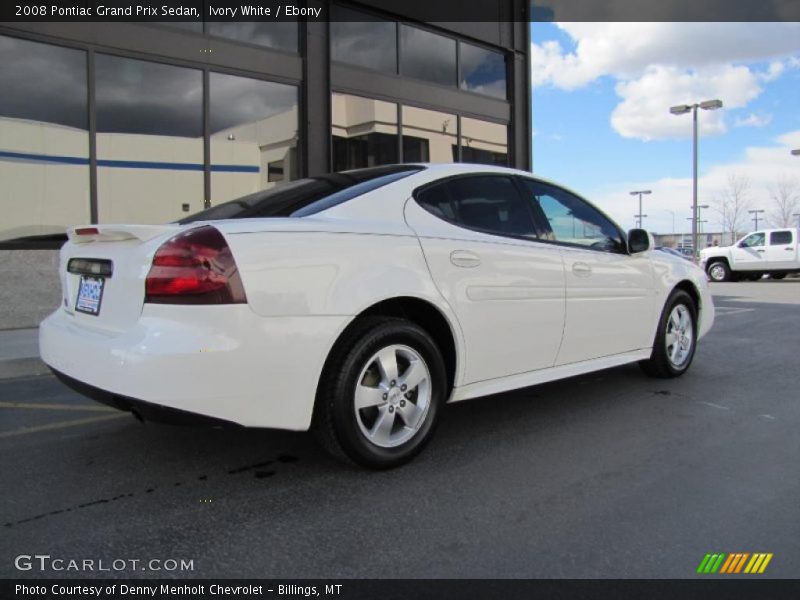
[0,118,90,240]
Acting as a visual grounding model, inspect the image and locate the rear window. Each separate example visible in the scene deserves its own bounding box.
[179,165,423,224]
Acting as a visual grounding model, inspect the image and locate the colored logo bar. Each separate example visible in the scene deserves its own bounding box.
[697,553,773,574]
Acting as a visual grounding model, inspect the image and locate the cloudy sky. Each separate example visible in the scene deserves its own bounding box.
[530,22,800,233]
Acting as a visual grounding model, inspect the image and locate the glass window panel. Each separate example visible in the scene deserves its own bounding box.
[331,6,397,72]
[210,72,299,204]
[0,36,89,242]
[206,23,298,53]
[95,54,203,224]
[417,176,536,238]
[400,25,456,87]
[460,117,508,166]
[182,166,421,222]
[460,43,507,99]
[402,106,457,164]
[741,232,765,247]
[769,230,792,245]
[332,94,398,171]
[521,180,624,252]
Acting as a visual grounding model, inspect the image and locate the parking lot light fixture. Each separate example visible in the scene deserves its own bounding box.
[670,99,724,260]
[630,190,651,228]
[749,209,765,230]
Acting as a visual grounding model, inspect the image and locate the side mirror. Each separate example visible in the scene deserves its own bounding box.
[628,228,652,254]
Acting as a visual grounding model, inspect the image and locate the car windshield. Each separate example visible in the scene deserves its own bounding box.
[179,165,424,224]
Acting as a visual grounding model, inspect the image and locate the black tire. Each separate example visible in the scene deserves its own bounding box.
[706,260,730,282]
[770,273,786,280]
[639,289,698,378]
[312,316,447,469]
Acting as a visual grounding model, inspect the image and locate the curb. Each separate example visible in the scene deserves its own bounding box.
[0,357,50,380]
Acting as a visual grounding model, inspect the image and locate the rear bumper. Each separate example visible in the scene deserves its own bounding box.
[40,305,349,430]
[51,369,238,427]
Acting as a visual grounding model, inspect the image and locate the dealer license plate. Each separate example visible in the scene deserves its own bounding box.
[75,276,105,316]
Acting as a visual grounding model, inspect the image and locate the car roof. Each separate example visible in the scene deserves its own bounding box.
[404,163,592,201]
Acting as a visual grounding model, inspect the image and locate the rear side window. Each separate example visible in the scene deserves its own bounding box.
[770,230,793,245]
[416,175,537,238]
[180,165,423,223]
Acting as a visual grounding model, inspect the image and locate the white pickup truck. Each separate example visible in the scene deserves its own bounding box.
[700,228,800,281]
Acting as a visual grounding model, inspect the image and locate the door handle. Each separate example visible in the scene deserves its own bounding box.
[450,250,481,268]
[786,247,794,251]
[756,249,765,253]
[572,262,592,277]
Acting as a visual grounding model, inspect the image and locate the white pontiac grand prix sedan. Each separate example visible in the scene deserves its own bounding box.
[40,164,714,468]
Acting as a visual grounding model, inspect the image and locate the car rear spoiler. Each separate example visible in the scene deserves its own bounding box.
[67,224,181,244]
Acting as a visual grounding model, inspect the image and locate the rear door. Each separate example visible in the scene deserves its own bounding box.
[405,174,566,384]
[764,230,796,268]
[517,178,656,365]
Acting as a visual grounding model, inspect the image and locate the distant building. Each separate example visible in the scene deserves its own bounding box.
[653,231,744,250]
[0,3,531,244]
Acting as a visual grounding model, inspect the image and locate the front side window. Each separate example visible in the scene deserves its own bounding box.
[417,176,537,238]
[741,232,765,248]
[520,180,624,252]
[769,230,793,245]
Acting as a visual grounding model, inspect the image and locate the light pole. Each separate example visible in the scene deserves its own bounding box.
[630,190,651,228]
[670,99,723,259]
[696,204,709,233]
[633,214,648,228]
[749,209,764,230]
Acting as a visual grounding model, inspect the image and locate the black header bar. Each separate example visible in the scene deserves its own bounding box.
[2,0,799,23]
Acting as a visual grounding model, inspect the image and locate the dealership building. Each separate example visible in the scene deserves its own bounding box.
[0,3,531,244]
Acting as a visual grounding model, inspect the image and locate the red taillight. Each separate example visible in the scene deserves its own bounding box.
[145,226,247,305]
[75,227,99,236]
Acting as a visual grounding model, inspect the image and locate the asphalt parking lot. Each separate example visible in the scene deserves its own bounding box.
[1,281,798,579]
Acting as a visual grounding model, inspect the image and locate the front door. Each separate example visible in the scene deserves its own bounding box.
[731,232,767,270]
[517,178,656,365]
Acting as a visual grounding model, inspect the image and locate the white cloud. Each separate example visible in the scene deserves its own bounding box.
[532,23,800,140]
[586,130,800,233]
[734,113,773,128]
[610,65,762,140]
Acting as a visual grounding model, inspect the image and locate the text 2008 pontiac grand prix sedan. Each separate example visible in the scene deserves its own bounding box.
[40,164,714,468]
